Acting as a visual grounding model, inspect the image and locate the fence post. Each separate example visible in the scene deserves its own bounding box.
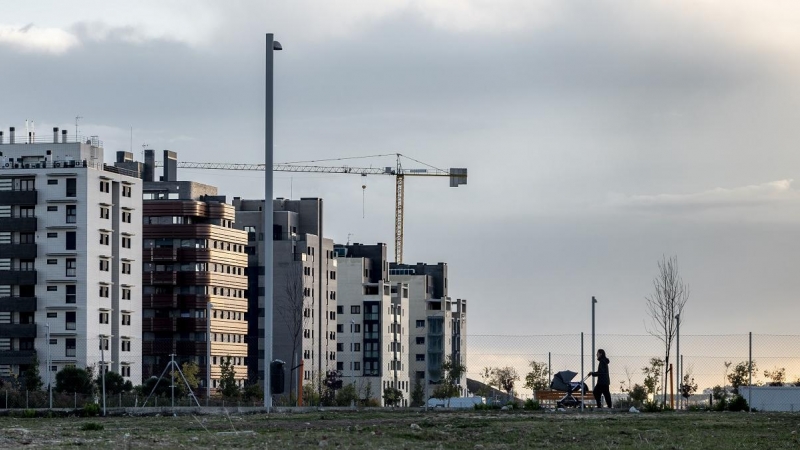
[5,389,7,409]
[74,392,76,410]
[25,390,28,409]
[748,332,752,411]
[580,332,584,412]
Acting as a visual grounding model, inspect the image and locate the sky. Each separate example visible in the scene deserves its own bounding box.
[3,0,800,337]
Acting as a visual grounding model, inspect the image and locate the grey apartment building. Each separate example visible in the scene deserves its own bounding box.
[0,126,143,385]
[389,262,467,399]
[233,197,337,398]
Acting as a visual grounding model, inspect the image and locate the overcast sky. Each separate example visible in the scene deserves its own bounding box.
[3,1,800,336]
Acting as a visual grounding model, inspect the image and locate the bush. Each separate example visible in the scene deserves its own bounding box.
[642,399,662,412]
[713,398,728,412]
[523,399,541,410]
[727,395,749,412]
[81,422,104,431]
[474,403,502,410]
[82,403,100,417]
[22,409,36,418]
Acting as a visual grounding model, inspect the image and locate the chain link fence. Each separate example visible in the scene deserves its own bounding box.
[467,333,800,408]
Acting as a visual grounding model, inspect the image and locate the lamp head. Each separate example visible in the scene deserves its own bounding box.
[273,41,282,51]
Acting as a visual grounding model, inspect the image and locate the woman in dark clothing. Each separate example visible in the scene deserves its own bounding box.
[590,349,612,408]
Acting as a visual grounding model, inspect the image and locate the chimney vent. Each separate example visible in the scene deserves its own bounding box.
[61,129,67,143]
[9,127,15,144]
[53,127,59,143]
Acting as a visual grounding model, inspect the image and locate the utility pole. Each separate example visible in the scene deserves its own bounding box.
[591,296,597,389]
[46,323,51,409]
[207,302,213,406]
[100,336,106,417]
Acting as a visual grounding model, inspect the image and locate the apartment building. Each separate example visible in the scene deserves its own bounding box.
[233,197,337,397]
[132,150,248,390]
[0,126,142,385]
[335,243,410,406]
[389,262,467,398]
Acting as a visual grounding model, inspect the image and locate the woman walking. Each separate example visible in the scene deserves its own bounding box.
[590,349,612,408]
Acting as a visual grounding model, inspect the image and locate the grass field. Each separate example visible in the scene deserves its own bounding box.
[0,409,795,449]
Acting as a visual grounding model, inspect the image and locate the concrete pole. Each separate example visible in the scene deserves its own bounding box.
[580,332,584,412]
[675,314,680,409]
[100,338,106,417]
[264,32,281,410]
[171,353,175,408]
[591,296,596,389]
[46,323,51,409]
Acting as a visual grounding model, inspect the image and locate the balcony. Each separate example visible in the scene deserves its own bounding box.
[0,190,36,205]
[0,243,36,259]
[0,270,36,285]
[0,350,36,365]
[147,272,177,285]
[0,323,36,338]
[0,296,36,312]
[178,294,212,310]
[144,248,177,262]
[176,341,207,355]
[143,294,177,309]
[176,318,207,333]
[0,217,36,232]
[142,317,176,332]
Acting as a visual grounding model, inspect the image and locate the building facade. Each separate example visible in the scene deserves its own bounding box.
[233,197,337,399]
[134,150,248,391]
[0,126,143,385]
[389,262,467,399]
[335,243,410,406]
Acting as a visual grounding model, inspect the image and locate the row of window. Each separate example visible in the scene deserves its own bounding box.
[144,238,245,253]
[45,284,131,303]
[47,310,131,328]
[143,262,244,276]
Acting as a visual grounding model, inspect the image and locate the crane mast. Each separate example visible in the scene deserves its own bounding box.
[157,154,467,263]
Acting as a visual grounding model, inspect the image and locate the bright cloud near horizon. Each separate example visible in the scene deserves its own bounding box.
[2,1,800,337]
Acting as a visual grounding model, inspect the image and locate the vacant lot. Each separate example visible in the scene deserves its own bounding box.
[0,409,796,449]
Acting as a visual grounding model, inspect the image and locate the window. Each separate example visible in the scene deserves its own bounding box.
[66,205,76,223]
[99,233,109,245]
[66,285,76,303]
[416,354,425,361]
[122,288,131,300]
[122,237,131,248]
[99,286,109,298]
[416,337,425,345]
[336,324,343,333]
[47,205,57,212]
[336,343,344,352]
[47,179,58,185]
[336,305,343,314]
[122,340,131,351]
[122,211,131,223]
[99,259,109,271]
[353,343,361,352]
[353,362,361,371]
[351,305,361,314]
[19,260,34,271]
[122,314,131,326]
[351,323,361,333]
[66,178,76,197]
[100,180,110,193]
[65,258,77,277]
[47,232,57,238]
[415,320,425,328]
[65,312,76,330]
[47,312,57,318]
[100,207,110,219]
[99,312,109,324]
[121,366,130,377]
[47,286,57,292]
[47,259,57,265]
[66,232,76,250]
[65,338,76,357]
[336,362,344,371]
[19,232,34,244]
[99,337,109,350]
[122,186,132,197]
[20,206,34,217]
[122,262,131,274]
[49,338,57,345]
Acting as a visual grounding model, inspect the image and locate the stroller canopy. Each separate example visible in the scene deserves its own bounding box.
[550,370,577,391]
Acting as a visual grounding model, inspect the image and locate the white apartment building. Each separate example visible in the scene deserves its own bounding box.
[390,262,467,400]
[335,243,410,406]
[0,126,143,385]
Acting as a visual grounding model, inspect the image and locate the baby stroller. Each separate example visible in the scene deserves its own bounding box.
[550,370,590,408]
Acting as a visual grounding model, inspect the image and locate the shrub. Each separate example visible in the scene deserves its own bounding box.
[81,422,104,431]
[474,403,501,411]
[82,403,100,417]
[642,399,662,412]
[22,409,36,418]
[523,399,541,410]
[727,395,749,412]
[713,398,728,412]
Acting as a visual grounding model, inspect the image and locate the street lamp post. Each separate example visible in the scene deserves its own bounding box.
[351,318,356,407]
[207,302,214,406]
[264,32,282,410]
[46,323,51,409]
[591,296,597,390]
[675,313,680,409]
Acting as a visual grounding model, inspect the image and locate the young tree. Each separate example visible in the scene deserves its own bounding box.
[218,356,240,399]
[95,371,131,395]
[764,367,786,386]
[728,360,757,394]
[432,355,466,406]
[476,367,495,398]
[492,366,520,403]
[642,357,664,399]
[55,367,93,394]
[410,378,425,407]
[276,261,310,402]
[629,384,648,405]
[645,255,689,403]
[321,370,343,406]
[680,373,698,399]
[382,387,403,407]
[335,383,358,406]
[181,361,200,391]
[23,356,43,392]
[524,360,549,394]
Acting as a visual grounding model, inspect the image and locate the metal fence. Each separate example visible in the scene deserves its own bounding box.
[466,333,800,408]
[0,390,264,410]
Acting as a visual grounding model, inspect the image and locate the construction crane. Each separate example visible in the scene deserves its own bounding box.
[157,153,467,264]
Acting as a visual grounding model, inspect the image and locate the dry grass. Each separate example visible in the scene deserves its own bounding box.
[0,409,796,449]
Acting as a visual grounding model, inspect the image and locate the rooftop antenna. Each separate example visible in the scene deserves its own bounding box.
[141,142,148,161]
[346,233,353,245]
[75,115,83,141]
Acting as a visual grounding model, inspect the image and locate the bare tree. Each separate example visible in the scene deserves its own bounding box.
[275,261,310,404]
[645,255,689,404]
